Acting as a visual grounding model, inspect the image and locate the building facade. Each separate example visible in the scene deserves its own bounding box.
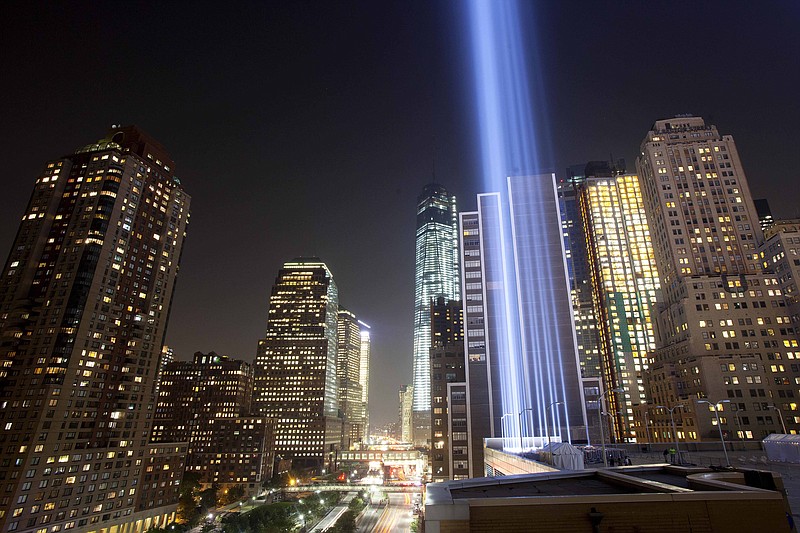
[761,220,800,323]
[152,352,272,493]
[412,184,460,446]
[153,352,253,443]
[637,116,800,443]
[336,308,365,449]
[189,416,274,496]
[579,173,660,442]
[359,323,371,440]
[0,126,191,532]
[399,385,414,444]
[460,174,588,476]
[559,166,603,380]
[428,298,466,482]
[253,259,342,471]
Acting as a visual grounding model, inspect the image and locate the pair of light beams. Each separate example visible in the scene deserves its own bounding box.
[466,0,580,449]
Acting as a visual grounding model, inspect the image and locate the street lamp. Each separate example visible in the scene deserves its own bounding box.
[769,405,788,434]
[696,399,731,467]
[546,401,564,463]
[598,388,624,467]
[655,404,685,464]
[518,407,534,452]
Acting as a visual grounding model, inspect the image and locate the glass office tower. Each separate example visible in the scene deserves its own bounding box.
[412,184,460,444]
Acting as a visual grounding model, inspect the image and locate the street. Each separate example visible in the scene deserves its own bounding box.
[360,492,414,533]
[310,492,356,532]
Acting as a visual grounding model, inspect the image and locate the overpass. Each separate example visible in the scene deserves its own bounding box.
[284,484,422,493]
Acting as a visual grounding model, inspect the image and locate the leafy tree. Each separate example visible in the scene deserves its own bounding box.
[329,510,357,533]
[180,471,202,498]
[221,502,296,533]
[199,486,218,510]
[176,492,199,524]
[219,484,246,505]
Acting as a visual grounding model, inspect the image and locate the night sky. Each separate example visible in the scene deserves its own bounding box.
[1,1,799,427]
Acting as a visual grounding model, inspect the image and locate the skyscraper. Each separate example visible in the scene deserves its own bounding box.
[254,259,341,470]
[460,174,588,475]
[358,322,371,440]
[579,173,660,441]
[560,163,619,380]
[337,308,364,448]
[637,116,800,442]
[413,183,460,445]
[0,125,191,532]
[428,297,465,482]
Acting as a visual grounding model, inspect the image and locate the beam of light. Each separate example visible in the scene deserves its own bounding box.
[466,0,587,451]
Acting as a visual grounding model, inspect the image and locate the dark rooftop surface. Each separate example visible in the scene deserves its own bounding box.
[450,476,634,499]
[622,469,695,489]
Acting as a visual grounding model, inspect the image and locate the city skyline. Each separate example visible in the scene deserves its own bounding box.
[1,1,799,427]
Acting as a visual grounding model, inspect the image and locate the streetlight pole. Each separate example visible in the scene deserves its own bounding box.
[656,404,685,464]
[598,388,624,467]
[769,405,788,434]
[696,399,731,467]
[546,401,564,464]
[518,407,534,452]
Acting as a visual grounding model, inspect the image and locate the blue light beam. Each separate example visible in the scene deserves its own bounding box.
[467,0,586,451]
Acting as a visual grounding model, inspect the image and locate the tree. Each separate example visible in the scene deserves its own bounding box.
[199,486,218,510]
[329,510,357,533]
[219,484,246,505]
[176,472,203,524]
[180,471,202,498]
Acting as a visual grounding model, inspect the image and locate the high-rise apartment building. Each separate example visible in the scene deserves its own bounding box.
[428,298,466,482]
[413,184,460,445]
[579,173,660,441]
[254,259,341,471]
[359,323,371,440]
[637,116,800,443]
[460,174,588,476]
[337,308,365,449]
[0,125,191,532]
[153,352,273,494]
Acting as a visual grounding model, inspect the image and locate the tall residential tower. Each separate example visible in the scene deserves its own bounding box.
[412,184,460,445]
[0,126,191,532]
